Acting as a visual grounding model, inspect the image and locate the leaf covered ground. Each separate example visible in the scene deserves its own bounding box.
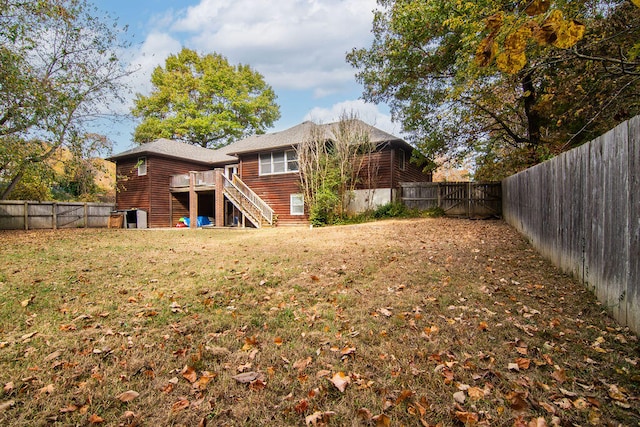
[0,218,638,426]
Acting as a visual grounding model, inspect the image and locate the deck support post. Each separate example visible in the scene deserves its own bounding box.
[189,171,197,229]
[215,169,224,227]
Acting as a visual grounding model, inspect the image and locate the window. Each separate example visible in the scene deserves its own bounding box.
[259,150,298,175]
[137,157,147,176]
[290,194,304,215]
[398,149,406,171]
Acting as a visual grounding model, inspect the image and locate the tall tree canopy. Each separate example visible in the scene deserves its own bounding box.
[132,48,281,149]
[0,0,132,200]
[347,0,640,179]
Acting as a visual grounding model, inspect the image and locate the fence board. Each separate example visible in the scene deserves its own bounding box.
[400,182,501,218]
[0,201,114,230]
[502,116,639,333]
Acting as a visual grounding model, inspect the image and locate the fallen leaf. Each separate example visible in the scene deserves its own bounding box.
[295,399,309,414]
[528,417,547,427]
[608,384,627,402]
[232,371,264,384]
[293,357,312,371]
[316,369,331,378]
[329,371,350,392]
[357,407,372,421]
[249,379,266,391]
[467,386,484,401]
[454,411,479,424]
[379,307,392,317]
[116,390,139,402]
[59,404,78,413]
[453,390,466,404]
[372,413,391,426]
[181,365,197,383]
[37,384,54,396]
[516,358,531,370]
[3,382,14,394]
[171,399,189,413]
[44,350,62,362]
[21,295,35,307]
[88,413,104,424]
[551,367,567,383]
[305,411,335,425]
[274,336,283,346]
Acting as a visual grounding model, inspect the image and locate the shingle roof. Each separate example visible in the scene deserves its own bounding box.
[106,120,411,164]
[224,120,405,155]
[105,138,236,164]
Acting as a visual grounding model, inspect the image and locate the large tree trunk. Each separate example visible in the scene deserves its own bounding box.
[522,70,542,147]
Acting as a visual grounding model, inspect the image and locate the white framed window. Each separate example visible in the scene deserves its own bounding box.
[259,150,298,175]
[290,193,304,215]
[398,149,406,171]
[137,157,147,176]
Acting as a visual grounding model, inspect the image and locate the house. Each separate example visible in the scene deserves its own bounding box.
[106,120,432,228]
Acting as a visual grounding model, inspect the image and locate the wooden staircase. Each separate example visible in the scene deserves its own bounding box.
[222,175,275,228]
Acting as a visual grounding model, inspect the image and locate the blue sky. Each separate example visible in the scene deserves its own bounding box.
[92,0,399,154]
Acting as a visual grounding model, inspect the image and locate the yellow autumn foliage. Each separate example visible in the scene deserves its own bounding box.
[525,0,551,16]
[496,26,532,73]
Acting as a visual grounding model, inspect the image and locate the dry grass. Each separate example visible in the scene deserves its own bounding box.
[0,218,638,426]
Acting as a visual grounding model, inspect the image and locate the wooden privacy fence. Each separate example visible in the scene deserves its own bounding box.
[502,116,639,334]
[0,201,115,230]
[400,182,502,217]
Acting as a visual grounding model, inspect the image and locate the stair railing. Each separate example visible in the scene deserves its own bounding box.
[222,174,274,226]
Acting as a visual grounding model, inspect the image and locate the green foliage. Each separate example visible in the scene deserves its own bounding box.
[372,202,410,219]
[0,0,130,200]
[132,48,281,149]
[347,0,640,176]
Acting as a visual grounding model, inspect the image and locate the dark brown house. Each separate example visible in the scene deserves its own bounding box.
[107,120,432,228]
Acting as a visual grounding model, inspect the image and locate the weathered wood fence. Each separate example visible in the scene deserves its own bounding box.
[400,182,502,217]
[502,116,639,333]
[0,201,115,230]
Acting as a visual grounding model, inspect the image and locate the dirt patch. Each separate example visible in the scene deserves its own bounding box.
[0,218,638,426]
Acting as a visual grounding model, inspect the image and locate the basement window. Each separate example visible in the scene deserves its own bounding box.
[398,149,406,171]
[290,194,304,215]
[137,157,147,176]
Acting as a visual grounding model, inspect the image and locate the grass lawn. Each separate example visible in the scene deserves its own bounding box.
[0,218,638,426]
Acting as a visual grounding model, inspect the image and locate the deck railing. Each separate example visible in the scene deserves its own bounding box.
[170,171,216,189]
[170,174,190,188]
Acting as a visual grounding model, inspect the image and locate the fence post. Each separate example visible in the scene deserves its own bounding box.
[53,203,57,230]
[84,203,88,228]
[24,201,28,231]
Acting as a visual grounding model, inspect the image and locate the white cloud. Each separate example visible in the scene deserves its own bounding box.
[304,100,403,137]
[168,0,377,94]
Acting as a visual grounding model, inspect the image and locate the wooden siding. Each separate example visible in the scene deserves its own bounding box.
[239,154,307,225]
[116,156,211,228]
[353,147,432,190]
[393,148,433,186]
[353,151,392,190]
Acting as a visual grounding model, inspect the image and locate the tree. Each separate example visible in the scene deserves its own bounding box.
[0,0,132,199]
[347,0,640,180]
[297,113,378,225]
[132,48,281,149]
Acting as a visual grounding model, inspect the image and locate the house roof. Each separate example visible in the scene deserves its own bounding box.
[224,120,406,155]
[105,138,236,165]
[106,120,412,164]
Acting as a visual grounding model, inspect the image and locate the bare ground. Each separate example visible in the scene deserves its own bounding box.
[0,218,638,426]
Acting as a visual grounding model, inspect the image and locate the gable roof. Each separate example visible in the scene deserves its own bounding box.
[106,120,412,164]
[224,119,405,155]
[106,138,236,165]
